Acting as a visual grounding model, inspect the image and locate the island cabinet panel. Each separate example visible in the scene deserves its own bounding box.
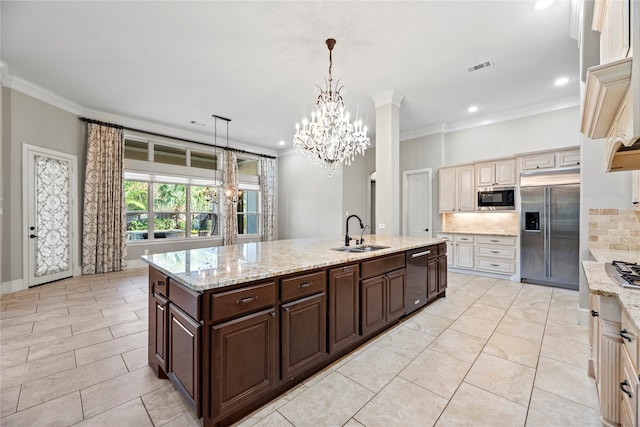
[281,292,327,381]
[427,256,438,298]
[360,268,406,337]
[210,308,277,421]
[361,276,386,335]
[328,264,360,354]
[168,304,201,416]
[437,243,448,294]
[152,293,169,374]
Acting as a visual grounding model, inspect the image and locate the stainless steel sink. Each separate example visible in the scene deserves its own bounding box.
[332,245,389,253]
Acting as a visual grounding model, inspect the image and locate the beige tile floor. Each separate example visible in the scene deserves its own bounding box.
[0,269,601,426]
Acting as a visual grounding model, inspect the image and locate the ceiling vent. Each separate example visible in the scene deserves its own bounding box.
[467,60,493,72]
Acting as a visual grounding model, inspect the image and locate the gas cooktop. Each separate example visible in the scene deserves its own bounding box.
[605,261,640,289]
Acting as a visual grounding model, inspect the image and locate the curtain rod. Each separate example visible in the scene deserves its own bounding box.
[78,117,277,159]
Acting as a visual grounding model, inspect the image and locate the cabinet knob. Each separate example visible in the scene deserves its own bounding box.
[269,311,276,317]
[591,310,599,317]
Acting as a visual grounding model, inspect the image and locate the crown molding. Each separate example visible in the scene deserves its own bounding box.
[372,90,405,108]
[400,95,580,142]
[2,71,279,158]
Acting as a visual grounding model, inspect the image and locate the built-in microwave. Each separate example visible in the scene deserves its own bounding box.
[477,186,516,211]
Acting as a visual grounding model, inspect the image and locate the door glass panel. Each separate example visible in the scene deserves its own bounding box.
[34,155,71,276]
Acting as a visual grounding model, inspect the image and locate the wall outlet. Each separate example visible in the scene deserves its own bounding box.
[144,249,149,255]
[378,223,385,229]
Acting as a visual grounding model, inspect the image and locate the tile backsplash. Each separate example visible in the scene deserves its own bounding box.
[589,208,640,251]
[441,212,519,235]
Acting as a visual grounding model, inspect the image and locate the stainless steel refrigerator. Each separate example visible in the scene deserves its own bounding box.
[520,169,580,290]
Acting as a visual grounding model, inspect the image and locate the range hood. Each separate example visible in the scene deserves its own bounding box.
[607,138,640,172]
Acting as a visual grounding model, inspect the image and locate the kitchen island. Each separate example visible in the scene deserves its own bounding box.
[143,235,446,427]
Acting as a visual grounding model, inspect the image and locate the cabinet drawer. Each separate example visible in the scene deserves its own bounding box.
[360,253,405,280]
[475,236,516,246]
[150,267,169,297]
[475,258,515,274]
[475,245,515,260]
[170,280,202,321]
[520,154,555,170]
[454,235,474,243]
[280,270,326,302]
[210,281,276,323]
[621,309,639,368]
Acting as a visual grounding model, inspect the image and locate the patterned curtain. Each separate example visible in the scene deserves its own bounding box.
[260,157,277,241]
[223,150,239,246]
[81,123,127,274]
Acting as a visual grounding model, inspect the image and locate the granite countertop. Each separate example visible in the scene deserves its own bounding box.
[142,235,444,292]
[584,248,640,335]
[436,231,518,237]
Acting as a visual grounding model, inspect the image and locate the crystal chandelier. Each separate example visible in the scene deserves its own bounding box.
[293,38,370,177]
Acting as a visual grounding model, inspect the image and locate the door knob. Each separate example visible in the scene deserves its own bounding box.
[29,234,38,238]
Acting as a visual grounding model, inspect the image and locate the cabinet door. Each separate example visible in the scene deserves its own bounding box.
[281,293,327,381]
[557,150,580,168]
[457,166,475,211]
[427,257,438,299]
[456,243,474,269]
[439,168,457,212]
[520,154,555,170]
[446,241,454,267]
[495,160,516,185]
[361,275,386,336]
[438,255,448,294]
[328,265,360,354]
[211,308,277,419]
[168,304,201,415]
[476,163,495,187]
[386,269,406,323]
[152,294,169,374]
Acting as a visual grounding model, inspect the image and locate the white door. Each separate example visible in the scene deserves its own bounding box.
[403,169,432,237]
[23,145,78,287]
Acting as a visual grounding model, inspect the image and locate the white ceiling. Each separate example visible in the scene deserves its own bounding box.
[1,1,580,154]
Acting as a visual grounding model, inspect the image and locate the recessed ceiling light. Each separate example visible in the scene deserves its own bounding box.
[554,76,569,86]
[278,140,286,146]
[468,106,478,113]
[534,0,554,10]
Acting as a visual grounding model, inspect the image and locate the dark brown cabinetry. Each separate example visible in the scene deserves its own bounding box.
[360,254,406,336]
[328,264,360,354]
[280,270,327,381]
[152,294,169,373]
[168,304,201,413]
[211,308,277,420]
[437,243,448,294]
[148,242,447,427]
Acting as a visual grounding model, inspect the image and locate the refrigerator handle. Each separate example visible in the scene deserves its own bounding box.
[545,187,551,279]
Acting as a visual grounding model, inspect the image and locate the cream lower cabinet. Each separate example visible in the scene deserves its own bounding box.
[475,236,516,275]
[620,308,639,427]
[590,293,627,427]
[454,235,474,269]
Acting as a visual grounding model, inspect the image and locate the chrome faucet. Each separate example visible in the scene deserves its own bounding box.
[345,214,364,246]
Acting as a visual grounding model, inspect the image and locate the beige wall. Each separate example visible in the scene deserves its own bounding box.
[2,89,85,283]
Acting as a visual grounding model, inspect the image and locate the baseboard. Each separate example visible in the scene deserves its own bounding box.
[1,278,25,295]
[125,259,147,270]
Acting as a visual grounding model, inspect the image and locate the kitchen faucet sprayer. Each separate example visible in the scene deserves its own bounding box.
[345,214,364,246]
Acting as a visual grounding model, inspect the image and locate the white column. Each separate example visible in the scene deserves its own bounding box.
[372,90,403,236]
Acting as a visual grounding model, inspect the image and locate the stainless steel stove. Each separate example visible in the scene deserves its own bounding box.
[605,261,640,288]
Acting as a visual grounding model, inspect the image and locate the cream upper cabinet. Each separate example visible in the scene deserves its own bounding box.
[593,0,631,63]
[439,165,475,212]
[519,153,556,171]
[556,149,581,167]
[477,159,517,186]
[633,170,640,206]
